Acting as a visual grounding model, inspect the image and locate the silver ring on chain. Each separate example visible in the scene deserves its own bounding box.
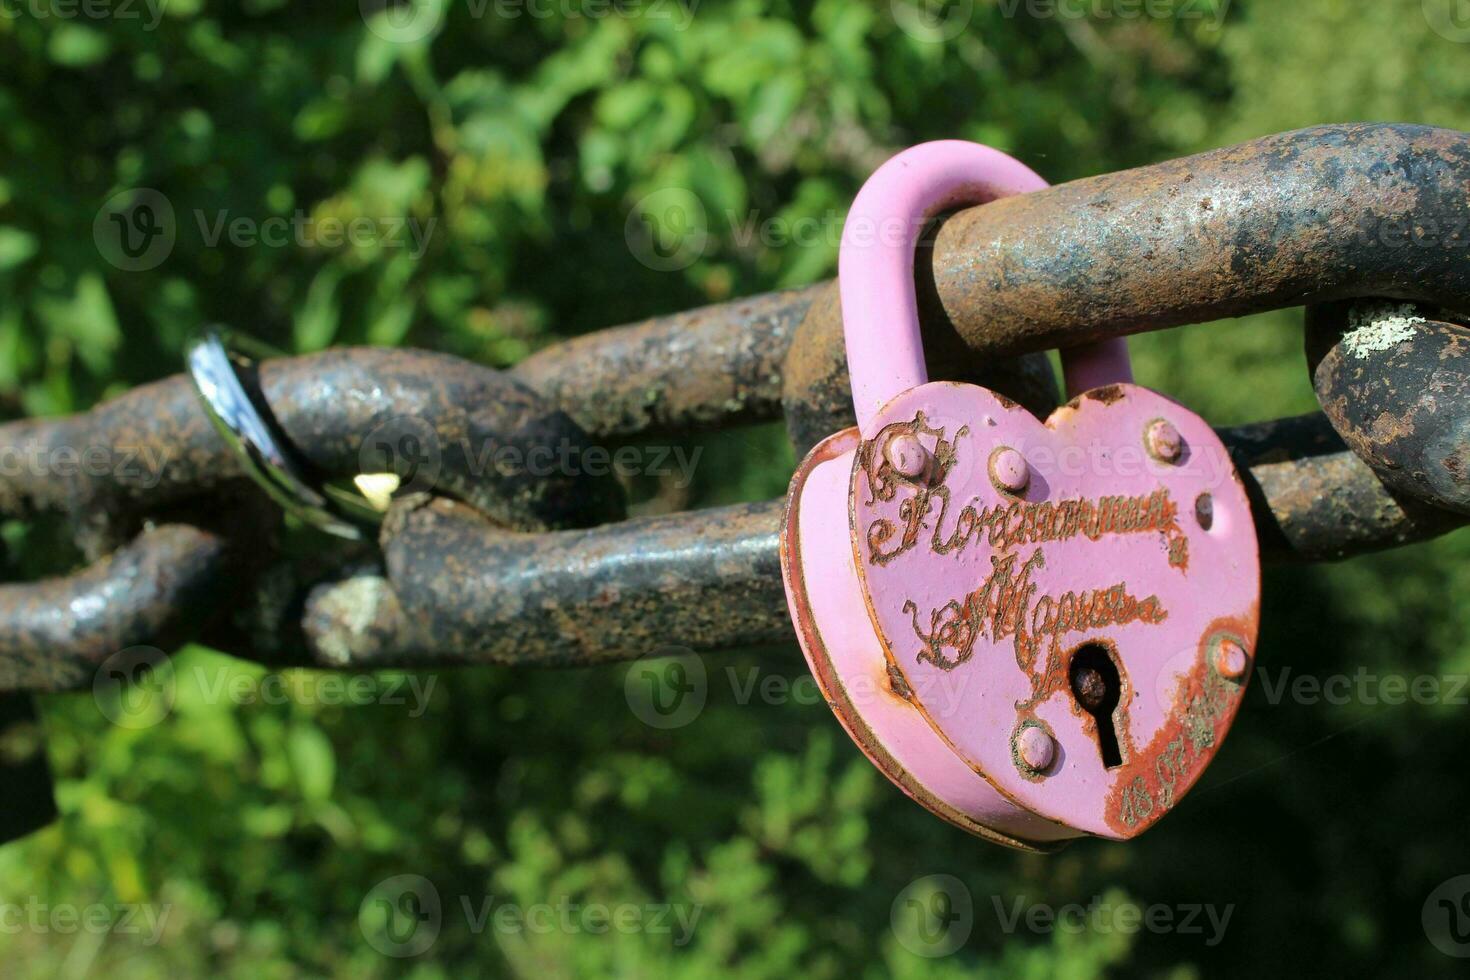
[185,327,385,540]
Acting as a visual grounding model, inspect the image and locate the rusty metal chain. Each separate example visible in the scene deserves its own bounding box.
[3,122,1468,693]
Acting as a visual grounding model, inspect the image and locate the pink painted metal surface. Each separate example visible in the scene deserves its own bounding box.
[780,429,1080,851]
[852,382,1259,838]
[780,139,1261,845]
[839,140,1129,435]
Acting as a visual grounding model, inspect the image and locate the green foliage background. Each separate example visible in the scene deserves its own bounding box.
[3,0,1470,975]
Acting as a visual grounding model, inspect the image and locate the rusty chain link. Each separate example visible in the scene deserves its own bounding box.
[2,122,1468,692]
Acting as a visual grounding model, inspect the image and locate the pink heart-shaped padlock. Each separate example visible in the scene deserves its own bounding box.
[781,141,1260,849]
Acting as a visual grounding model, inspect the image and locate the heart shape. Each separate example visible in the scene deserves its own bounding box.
[850,381,1259,839]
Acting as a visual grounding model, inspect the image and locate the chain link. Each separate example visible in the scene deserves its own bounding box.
[3,123,1468,689]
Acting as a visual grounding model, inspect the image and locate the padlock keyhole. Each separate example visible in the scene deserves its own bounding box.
[1069,643,1123,769]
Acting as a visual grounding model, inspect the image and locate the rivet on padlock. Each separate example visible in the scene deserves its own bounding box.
[885,432,930,480]
[779,141,1261,850]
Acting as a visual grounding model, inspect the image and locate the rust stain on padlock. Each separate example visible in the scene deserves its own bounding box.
[1102,613,1256,837]
[1082,385,1128,407]
[884,662,914,703]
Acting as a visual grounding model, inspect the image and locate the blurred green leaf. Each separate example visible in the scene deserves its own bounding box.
[292,266,343,351]
[0,228,38,270]
[33,272,121,376]
[287,722,335,805]
[47,25,111,67]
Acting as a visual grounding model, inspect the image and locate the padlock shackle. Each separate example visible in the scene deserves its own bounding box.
[840,141,1131,436]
